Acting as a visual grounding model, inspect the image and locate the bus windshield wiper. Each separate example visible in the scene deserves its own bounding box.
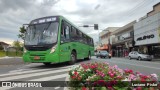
[44,22,52,30]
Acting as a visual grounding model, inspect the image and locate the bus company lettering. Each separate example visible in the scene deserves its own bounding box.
[137,34,154,41]
[11,82,42,87]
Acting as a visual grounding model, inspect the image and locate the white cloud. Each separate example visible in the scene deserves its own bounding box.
[0,0,159,44]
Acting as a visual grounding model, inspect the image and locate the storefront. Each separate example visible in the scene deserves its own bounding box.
[112,39,133,57]
[134,11,160,58]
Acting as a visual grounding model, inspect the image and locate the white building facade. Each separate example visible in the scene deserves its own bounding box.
[134,3,160,58]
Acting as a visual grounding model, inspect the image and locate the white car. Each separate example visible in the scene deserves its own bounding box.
[128,51,152,61]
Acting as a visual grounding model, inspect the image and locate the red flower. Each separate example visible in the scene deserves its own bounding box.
[129,69,133,74]
[136,87,142,90]
[108,87,114,90]
[140,78,146,82]
[74,71,78,76]
[82,87,87,90]
[71,76,76,79]
[142,75,148,79]
[97,80,106,86]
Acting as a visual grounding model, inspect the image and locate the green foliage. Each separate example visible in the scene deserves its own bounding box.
[18,26,26,40]
[12,40,23,52]
[0,50,5,57]
[0,45,3,50]
[6,51,23,57]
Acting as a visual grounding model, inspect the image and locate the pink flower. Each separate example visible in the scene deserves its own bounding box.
[104,62,109,65]
[129,74,136,80]
[150,73,158,79]
[113,65,118,69]
[117,76,122,79]
[136,71,140,74]
[109,73,115,78]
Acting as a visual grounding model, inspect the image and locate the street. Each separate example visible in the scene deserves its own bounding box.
[0,57,160,90]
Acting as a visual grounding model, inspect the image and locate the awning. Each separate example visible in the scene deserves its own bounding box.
[97,44,108,50]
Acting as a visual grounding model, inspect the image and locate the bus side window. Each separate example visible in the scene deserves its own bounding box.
[61,22,70,43]
[70,27,77,41]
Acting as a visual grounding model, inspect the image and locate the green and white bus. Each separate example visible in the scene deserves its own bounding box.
[23,16,94,65]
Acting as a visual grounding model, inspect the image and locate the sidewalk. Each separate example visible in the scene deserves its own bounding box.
[112,56,160,62]
[0,56,22,59]
[0,56,24,65]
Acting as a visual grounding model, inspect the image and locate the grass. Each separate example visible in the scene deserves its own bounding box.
[0,50,5,57]
[0,50,23,57]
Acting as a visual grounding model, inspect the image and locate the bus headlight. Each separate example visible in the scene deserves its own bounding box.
[50,45,57,53]
[23,47,27,53]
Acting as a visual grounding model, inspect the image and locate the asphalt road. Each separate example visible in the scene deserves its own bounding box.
[0,56,160,90]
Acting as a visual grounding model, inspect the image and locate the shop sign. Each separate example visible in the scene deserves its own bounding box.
[136,34,154,41]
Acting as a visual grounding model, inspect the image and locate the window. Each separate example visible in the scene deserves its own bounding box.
[64,26,70,39]
[117,36,120,40]
[83,34,87,44]
[61,21,70,43]
[79,32,83,42]
[130,31,134,37]
[70,27,77,41]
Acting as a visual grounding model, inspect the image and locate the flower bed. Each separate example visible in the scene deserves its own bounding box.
[68,62,159,90]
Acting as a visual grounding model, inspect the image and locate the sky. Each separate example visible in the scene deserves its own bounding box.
[0,0,160,44]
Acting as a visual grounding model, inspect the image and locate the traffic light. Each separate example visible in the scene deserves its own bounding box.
[83,25,89,27]
[94,24,98,30]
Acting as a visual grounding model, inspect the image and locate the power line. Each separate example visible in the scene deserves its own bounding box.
[128,0,154,17]
[126,0,146,17]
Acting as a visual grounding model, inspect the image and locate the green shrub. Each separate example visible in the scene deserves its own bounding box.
[0,50,5,57]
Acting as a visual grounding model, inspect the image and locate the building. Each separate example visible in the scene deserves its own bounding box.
[147,2,160,17]
[111,21,136,57]
[134,2,160,58]
[0,41,10,51]
[100,27,119,45]
[97,27,119,52]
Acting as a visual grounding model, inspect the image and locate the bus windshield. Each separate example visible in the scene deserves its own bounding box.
[24,22,59,45]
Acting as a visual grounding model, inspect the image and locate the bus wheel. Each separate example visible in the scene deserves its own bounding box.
[69,52,76,65]
[43,63,51,66]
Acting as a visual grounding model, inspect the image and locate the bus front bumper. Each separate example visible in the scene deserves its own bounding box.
[23,52,59,63]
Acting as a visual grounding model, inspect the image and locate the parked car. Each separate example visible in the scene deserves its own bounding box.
[96,50,111,59]
[128,51,152,61]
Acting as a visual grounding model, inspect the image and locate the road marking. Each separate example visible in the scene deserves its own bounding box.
[29,73,68,81]
[0,69,52,77]
[64,74,70,90]
[0,65,77,77]
[55,86,61,89]
[0,68,69,81]
[108,60,160,70]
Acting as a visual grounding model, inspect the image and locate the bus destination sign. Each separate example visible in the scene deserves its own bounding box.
[31,17,57,24]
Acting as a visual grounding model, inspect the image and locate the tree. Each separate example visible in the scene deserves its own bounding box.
[0,45,3,51]
[18,26,26,40]
[12,40,22,50]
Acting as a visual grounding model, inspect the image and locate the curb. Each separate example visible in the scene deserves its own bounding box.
[0,57,22,59]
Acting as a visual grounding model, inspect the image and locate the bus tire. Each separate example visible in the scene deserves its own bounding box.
[43,62,51,66]
[86,52,91,60]
[69,52,76,65]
